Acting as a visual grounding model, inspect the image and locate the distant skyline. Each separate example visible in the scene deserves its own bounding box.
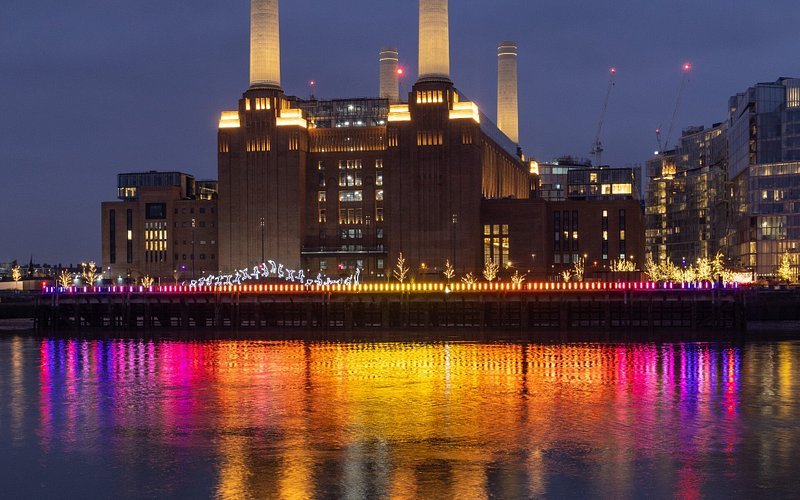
[2,0,799,264]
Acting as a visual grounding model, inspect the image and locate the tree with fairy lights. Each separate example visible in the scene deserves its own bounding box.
[140,275,155,288]
[482,261,499,282]
[572,257,585,282]
[81,261,99,286]
[777,251,795,283]
[393,252,409,283]
[57,269,72,288]
[561,270,572,282]
[11,263,22,283]
[461,273,477,285]
[511,270,526,286]
[443,259,455,282]
[610,259,636,273]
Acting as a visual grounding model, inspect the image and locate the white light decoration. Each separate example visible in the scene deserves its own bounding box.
[187,259,361,288]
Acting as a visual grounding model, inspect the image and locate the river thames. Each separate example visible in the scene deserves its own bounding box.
[0,336,797,498]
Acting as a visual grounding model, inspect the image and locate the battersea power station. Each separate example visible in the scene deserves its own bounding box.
[101,0,644,284]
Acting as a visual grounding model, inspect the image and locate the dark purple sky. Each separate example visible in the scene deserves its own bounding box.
[2,0,798,265]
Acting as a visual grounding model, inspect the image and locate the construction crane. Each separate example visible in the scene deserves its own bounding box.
[661,63,692,151]
[590,67,616,166]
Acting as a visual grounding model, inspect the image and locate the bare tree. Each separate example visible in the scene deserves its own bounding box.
[461,273,477,285]
[482,261,499,282]
[81,261,99,286]
[572,256,585,282]
[393,252,409,283]
[443,259,455,281]
[11,264,22,283]
[58,270,72,288]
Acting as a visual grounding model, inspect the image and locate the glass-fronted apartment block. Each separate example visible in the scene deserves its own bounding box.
[536,156,592,201]
[536,156,639,202]
[645,123,728,265]
[646,77,800,278]
[726,78,800,276]
[567,167,639,200]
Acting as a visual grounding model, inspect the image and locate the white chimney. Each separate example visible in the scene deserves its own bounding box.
[250,0,281,89]
[418,0,450,82]
[497,41,519,144]
[380,48,400,103]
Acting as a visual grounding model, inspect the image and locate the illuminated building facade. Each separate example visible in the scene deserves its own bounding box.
[99,0,648,283]
[726,78,800,276]
[482,198,644,278]
[101,172,219,283]
[217,0,530,279]
[647,78,800,277]
[645,123,728,265]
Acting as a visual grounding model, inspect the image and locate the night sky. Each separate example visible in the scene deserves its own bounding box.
[2,0,798,265]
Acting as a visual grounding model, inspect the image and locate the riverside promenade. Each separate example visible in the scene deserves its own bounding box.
[35,282,746,333]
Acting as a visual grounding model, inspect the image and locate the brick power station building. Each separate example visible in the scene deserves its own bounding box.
[101,0,643,283]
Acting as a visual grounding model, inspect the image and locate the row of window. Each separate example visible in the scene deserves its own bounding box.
[319,259,385,271]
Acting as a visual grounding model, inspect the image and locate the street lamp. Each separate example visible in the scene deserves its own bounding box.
[260,217,265,264]
[365,215,372,280]
[451,213,458,273]
[191,218,196,279]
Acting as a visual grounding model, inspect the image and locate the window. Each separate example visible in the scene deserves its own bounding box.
[145,203,166,220]
[612,183,632,195]
[338,160,363,170]
[375,159,383,169]
[339,171,362,187]
[554,211,561,252]
[377,228,384,239]
[126,209,133,264]
[376,189,384,201]
[339,190,363,202]
[376,174,383,186]
[416,90,444,104]
[109,209,116,264]
[483,224,510,269]
[320,259,328,271]
[318,191,326,202]
[377,258,384,269]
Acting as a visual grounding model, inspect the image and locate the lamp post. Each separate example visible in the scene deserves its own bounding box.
[451,213,458,273]
[260,217,265,264]
[191,218,196,279]
[365,215,372,280]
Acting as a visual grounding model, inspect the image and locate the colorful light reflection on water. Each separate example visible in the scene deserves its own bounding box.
[0,338,798,497]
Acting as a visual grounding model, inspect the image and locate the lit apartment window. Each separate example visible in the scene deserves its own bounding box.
[376,189,384,201]
[612,183,632,195]
[483,224,509,268]
[339,190,363,202]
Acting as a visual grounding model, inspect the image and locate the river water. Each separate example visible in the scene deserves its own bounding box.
[0,336,797,498]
